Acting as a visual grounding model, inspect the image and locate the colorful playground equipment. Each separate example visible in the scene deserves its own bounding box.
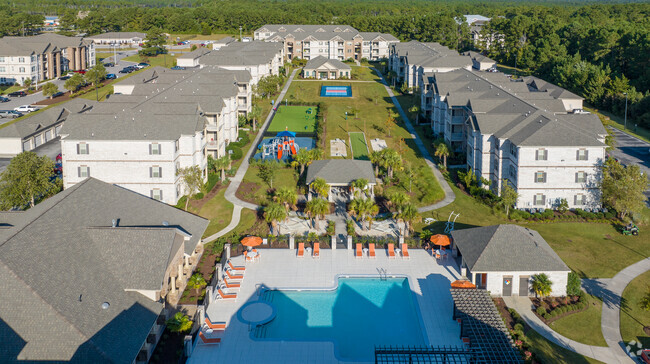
[261,131,300,160]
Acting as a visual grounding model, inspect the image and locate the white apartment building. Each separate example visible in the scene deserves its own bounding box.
[87,32,146,45]
[424,68,607,210]
[0,33,94,84]
[254,24,398,61]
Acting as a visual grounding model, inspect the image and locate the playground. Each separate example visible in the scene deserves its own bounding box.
[320,85,352,97]
[253,131,316,161]
[266,105,317,134]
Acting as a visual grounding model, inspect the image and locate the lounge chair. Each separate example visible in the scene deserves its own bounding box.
[223,278,241,289]
[225,269,244,280]
[228,260,245,271]
[217,288,237,300]
[355,243,362,258]
[369,243,376,258]
[297,242,305,258]
[199,331,221,345]
[402,243,410,259]
[388,243,396,259]
[204,318,226,330]
[313,243,320,258]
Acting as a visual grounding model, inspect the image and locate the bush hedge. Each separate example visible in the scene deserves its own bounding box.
[226,144,242,160]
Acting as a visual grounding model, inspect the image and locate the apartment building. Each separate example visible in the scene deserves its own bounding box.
[388,41,488,92]
[0,33,94,85]
[59,67,253,204]
[0,177,208,363]
[87,31,146,45]
[423,68,607,210]
[254,24,398,61]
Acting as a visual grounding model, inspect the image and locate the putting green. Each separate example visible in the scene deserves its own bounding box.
[349,132,369,159]
[267,105,316,133]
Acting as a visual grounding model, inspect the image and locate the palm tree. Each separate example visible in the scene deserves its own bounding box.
[166,312,193,333]
[364,199,379,230]
[389,191,410,214]
[348,198,378,230]
[351,178,369,198]
[434,141,451,168]
[369,151,383,177]
[531,273,553,298]
[264,203,287,236]
[310,148,323,161]
[187,273,207,295]
[214,155,231,181]
[249,104,261,131]
[305,198,329,230]
[294,148,312,174]
[274,187,297,214]
[382,149,402,179]
[310,177,330,199]
[347,198,365,228]
[397,203,421,237]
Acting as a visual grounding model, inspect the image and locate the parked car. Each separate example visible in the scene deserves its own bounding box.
[14,105,37,113]
[59,75,71,81]
[0,110,22,118]
[8,91,27,97]
[177,42,184,45]
[103,62,115,67]
[51,91,64,98]
[0,96,9,102]
[106,73,117,79]
[119,68,133,74]
[74,70,87,75]
[138,62,150,68]
[171,66,186,70]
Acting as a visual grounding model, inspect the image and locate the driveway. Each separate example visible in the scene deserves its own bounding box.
[608,127,650,204]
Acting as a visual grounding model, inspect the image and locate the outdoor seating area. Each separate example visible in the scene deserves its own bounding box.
[297,242,321,258]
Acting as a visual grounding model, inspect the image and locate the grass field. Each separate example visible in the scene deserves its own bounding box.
[527,330,605,364]
[122,53,179,68]
[199,189,234,238]
[267,105,316,133]
[349,132,369,159]
[351,65,381,82]
[620,270,650,347]
[548,294,607,346]
[238,166,299,205]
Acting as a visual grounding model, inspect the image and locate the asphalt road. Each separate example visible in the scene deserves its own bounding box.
[608,127,650,204]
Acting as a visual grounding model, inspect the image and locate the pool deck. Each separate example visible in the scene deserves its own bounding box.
[189,249,465,364]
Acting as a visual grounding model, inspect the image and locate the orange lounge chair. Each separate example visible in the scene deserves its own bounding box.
[199,331,221,345]
[355,243,362,258]
[204,318,226,330]
[313,243,320,258]
[217,288,237,300]
[369,243,376,258]
[223,278,241,289]
[297,242,305,257]
[228,260,245,271]
[225,269,243,280]
[388,243,396,259]
[402,243,410,259]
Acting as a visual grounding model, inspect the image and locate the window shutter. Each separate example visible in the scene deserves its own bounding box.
[159,167,162,178]
[87,167,89,177]
[158,144,161,154]
[542,195,546,205]
[576,150,579,160]
[574,195,578,205]
[575,173,578,183]
[86,144,89,154]
[149,167,152,178]
[585,150,589,160]
[149,144,152,155]
[77,166,81,177]
[543,150,547,160]
[76,144,80,154]
[160,190,163,200]
[543,173,547,183]
[150,190,153,198]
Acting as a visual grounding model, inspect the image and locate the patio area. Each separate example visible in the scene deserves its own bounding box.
[188,248,464,363]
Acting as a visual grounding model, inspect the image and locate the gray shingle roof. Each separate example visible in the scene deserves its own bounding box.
[450,224,569,272]
[304,55,351,70]
[0,178,208,363]
[199,41,282,66]
[87,32,145,40]
[0,33,90,56]
[0,99,93,139]
[256,25,397,43]
[306,159,376,185]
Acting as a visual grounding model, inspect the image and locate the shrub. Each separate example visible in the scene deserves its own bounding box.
[509,308,521,321]
[550,309,559,317]
[193,192,204,200]
[226,144,242,160]
[536,306,547,316]
[543,313,551,320]
[513,323,524,332]
[566,272,582,296]
[541,209,554,219]
[569,304,577,311]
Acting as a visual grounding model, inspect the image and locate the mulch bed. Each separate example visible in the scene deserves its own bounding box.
[177,247,221,305]
[531,295,590,324]
[235,181,261,204]
[149,329,185,364]
[33,79,113,106]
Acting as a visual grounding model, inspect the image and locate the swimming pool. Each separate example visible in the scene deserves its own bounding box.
[253,277,426,361]
[320,85,352,97]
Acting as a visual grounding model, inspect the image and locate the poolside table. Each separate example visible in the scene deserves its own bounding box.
[395,248,401,257]
[362,248,368,256]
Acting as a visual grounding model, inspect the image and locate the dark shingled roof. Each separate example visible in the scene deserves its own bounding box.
[450,224,569,272]
[0,178,208,363]
[304,55,351,70]
[306,159,376,185]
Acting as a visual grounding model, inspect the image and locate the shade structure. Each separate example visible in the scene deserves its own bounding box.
[241,236,263,247]
[276,130,296,138]
[430,234,451,246]
[451,279,476,289]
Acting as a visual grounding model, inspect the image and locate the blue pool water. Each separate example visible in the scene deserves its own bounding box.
[255,278,425,361]
[320,85,352,97]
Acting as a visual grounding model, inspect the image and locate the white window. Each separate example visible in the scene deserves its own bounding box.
[575,171,586,183]
[18,57,24,63]
[535,149,547,161]
[574,194,585,206]
[577,149,588,161]
[150,166,162,178]
[19,67,25,73]
[150,143,161,155]
[535,171,547,183]
[0,67,4,72]
[77,143,89,154]
[534,194,546,206]
[151,189,163,201]
[78,166,90,178]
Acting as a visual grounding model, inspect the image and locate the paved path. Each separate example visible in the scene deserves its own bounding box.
[371,67,455,212]
[203,69,299,242]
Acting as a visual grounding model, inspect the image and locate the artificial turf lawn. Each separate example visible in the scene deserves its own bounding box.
[349,132,369,159]
[267,105,317,133]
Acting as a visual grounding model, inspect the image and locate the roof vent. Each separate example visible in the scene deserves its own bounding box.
[101,302,110,310]
[111,219,117,227]
[162,221,169,226]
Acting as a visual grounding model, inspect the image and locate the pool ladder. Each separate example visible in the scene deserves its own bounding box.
[377,268,387,281]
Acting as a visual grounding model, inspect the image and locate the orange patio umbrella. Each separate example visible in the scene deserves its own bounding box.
[430,234,451,247]
[450,279,476,289]
[241,236,263,247]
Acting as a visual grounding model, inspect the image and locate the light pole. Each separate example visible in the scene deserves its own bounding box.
[239,26,242,42]
[623,92,627,130]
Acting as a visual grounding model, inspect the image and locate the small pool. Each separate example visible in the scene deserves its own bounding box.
[253,277,426,361]
[321,85,352,97]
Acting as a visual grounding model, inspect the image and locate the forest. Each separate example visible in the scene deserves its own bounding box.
[0,0,648,128]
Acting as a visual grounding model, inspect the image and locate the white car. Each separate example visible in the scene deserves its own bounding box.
[14,105,37,113]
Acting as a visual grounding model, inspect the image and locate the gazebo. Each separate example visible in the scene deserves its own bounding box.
[305,159,377,202]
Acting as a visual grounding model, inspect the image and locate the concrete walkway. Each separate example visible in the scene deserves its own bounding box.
[203,69,299,242]
[371,68,455,212]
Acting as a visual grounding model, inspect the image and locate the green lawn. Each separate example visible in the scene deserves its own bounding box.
[620,270,650,347]
[267,105,316,133]
[238,166,299,205]
[122,53,179,68]
[351,65,381,82]
[198,188,234,238]
[416,175,650,278]
[548,294,607,346]
[284,79,444,207]
[349,132,369,159]
[0,85,22,95]
[527,330,605,364]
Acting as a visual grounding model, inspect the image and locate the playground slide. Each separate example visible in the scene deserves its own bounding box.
[290,143,297,155]
[278,148,283,159]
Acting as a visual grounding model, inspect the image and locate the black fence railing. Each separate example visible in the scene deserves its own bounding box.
[375,345,476,364]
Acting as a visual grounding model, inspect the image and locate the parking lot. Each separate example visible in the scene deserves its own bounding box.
[608,127,650,205]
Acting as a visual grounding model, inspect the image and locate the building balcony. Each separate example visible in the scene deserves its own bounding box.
[450,132,464,141]
[451,116,466,124]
